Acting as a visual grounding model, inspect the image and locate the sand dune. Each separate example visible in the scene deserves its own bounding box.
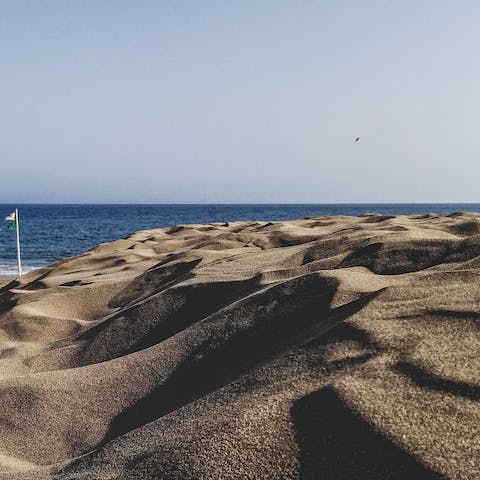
[0,213,478,479]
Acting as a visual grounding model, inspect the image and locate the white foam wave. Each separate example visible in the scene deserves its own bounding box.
[0,264,43,278]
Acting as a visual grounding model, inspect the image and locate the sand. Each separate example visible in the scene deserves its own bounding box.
[0,213,478,479]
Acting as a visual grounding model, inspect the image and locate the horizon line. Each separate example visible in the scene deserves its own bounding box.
[1,202,480,206]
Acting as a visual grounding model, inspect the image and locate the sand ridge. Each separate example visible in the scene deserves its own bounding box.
[0,213,478,479]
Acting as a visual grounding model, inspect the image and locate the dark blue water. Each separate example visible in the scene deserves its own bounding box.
[0,204,478,274]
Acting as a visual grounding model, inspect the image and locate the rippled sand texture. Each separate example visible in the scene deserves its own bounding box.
[0,213,478,479]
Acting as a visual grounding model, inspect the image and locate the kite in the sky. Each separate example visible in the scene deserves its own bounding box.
[354,136,360,142]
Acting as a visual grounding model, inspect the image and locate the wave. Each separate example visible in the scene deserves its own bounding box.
[0,263,44,277]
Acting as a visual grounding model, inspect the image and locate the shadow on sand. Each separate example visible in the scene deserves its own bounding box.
[291,387,445,480]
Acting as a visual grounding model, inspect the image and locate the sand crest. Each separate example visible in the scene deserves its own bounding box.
[0,213,478,479]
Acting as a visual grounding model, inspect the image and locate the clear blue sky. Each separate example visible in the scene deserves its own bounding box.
[1,1,479,203]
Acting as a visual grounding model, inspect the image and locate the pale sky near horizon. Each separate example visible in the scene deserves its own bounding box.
[1,1,479,203]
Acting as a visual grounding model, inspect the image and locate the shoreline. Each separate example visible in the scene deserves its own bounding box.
[3,204,480,276]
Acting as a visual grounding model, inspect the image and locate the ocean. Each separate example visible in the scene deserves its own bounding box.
[0,203,478,276]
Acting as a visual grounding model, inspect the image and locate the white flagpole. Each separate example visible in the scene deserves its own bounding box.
[15,208,21,277]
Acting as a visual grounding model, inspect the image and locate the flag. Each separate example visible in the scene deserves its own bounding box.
[3,209,21,276]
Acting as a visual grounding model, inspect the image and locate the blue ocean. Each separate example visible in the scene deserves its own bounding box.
[0,204,478,276]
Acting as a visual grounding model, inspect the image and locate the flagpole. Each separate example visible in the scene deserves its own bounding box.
[15,208,21,277]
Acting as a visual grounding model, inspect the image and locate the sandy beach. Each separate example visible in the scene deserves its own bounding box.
[0,213,478,479]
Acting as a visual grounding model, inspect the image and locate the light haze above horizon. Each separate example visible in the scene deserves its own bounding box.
[1,1,479,203]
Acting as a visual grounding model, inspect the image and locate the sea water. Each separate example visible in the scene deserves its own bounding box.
[0,204,478,276]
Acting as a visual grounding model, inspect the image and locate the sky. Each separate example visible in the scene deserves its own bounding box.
[1,1,480,203]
